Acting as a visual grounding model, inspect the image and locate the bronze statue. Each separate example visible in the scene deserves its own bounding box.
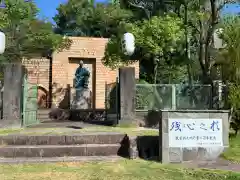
[74,60,90,89]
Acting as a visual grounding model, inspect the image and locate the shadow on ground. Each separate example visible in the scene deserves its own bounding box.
[136,136,159,161]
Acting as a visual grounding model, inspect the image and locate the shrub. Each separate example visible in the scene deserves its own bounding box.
[228,84,240,135]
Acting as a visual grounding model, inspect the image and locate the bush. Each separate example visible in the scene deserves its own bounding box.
[228,84,240,135]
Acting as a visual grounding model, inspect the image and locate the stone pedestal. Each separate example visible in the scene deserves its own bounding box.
[71,88,92,109]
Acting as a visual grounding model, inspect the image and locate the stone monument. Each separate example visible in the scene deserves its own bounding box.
[71,60,91,109]
[159,110,229,163]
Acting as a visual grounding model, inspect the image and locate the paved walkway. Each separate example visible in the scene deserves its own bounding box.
[0,156,122,164]
[182,158,240,172]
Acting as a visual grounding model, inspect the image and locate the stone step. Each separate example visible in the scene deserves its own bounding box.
[0,155,122,164]
[37,115,49,120]
[0,144,121,158]
[37,110,50,115]
[37,110,49,115]
[0,133,127,145]
[37,112,49,116]
[37,111,49,114]
[37,109,50,121]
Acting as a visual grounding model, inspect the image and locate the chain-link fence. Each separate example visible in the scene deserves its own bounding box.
[135,84,173,111]
[135,83,228,111]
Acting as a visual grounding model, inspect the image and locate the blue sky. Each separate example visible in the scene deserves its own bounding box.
[35,0,240,22]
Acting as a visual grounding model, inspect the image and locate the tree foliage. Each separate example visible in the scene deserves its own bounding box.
[177,0,239,83]
[103,15,187,83]
[54,0,134,38]
[127,15,184,58]
[0,0,70,62]
[120,0,178,19]
[216,16,240,134]
[228,83,240,135]
[118,0,240,83]
[220,16,240,82]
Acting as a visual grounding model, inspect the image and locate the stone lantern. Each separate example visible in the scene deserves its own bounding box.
[122,32,135,56]
[0,31,5,54]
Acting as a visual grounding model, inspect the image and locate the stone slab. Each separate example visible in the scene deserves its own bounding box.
[159,110,229,163]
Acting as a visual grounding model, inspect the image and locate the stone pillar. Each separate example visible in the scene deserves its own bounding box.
[1,64,24,128]
[119,67,136,125]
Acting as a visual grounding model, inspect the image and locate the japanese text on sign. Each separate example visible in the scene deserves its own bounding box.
[168,118,223,147]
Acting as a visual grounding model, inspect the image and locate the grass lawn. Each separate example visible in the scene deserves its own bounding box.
[0,126,158,136]
[0,159,240,180]
[222,135,240,162]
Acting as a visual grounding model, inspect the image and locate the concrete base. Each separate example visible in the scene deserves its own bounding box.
[71,88,91,109]
[0,120,21,128]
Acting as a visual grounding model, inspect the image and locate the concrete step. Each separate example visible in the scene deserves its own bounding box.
[38,109,50,114]
[37,113,49,116]
[0,133,127,145]
[37,109,50,121]
[37,110,49,115]
[37,112,49,115]
[0,144,121,158]
[37,115,49,120]
[0,155,122,164]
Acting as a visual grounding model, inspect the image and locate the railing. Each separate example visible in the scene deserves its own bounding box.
[135,83,228,111]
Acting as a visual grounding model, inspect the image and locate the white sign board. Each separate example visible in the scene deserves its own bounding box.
[168,118,223,147]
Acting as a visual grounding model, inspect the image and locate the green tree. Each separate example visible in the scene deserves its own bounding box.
[54,0,134,38]
[103,15,186,83]
[104,0,194,83]
[0,0,70,62]
[120,0,176,19]
[216,16,240,134]
[220,16,240,83]
[120,0,240,84]
[173,0,240,83]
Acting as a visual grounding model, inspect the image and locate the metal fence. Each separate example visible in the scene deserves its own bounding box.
[135,83,228,111]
